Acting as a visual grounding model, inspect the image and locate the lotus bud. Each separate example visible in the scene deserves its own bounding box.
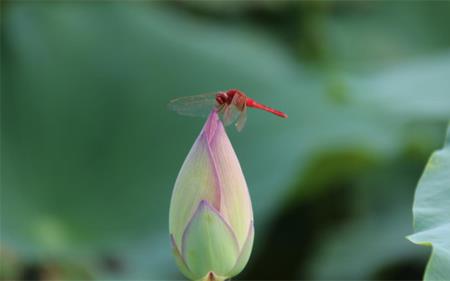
[169,110,254,281]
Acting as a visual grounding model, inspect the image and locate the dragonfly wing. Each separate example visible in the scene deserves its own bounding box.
[235,105,247,132]
[222,103,242,128]
[222,104,234,126]
[168,93,217,117]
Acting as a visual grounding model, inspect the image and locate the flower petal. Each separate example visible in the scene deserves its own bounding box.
[170,234,195,280]
[181,200,239,279]
[169,131,221,247]
[207,113,253,245]
[227,220,255,277]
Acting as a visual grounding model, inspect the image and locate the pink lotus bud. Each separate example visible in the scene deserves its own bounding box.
[169,110,254,281]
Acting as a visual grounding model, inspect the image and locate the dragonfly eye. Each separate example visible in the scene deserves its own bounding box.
[216,94,227,105]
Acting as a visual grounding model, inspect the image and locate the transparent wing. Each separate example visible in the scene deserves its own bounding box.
[222,93,244,127]
[168,93,217,117]
[235,105,247,132]
[222,104,233,126]
[230,92,248,131]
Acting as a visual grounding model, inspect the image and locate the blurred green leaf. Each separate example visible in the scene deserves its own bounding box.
[303,154,430,280]
[350,53,450,120]
[326,2,450,71]
[306,213,425,279]
[408,124,450,281]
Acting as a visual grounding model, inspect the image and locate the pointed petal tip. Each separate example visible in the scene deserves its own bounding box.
[181,200,216,256]
[198,199,212,211]
[202,110,223,144]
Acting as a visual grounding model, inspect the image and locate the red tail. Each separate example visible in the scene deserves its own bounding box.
[246,98,288,118]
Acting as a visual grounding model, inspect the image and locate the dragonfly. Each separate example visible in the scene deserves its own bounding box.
[168,89,288,131]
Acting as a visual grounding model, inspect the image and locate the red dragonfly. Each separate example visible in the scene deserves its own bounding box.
[168,89,287,131]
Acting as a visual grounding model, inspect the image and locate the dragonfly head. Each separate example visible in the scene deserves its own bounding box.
[215,91,228,105]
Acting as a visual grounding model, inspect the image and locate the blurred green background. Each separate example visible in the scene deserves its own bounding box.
[1,1,450,280]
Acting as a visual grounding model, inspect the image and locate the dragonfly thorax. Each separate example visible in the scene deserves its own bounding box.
[215,89,244,106]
